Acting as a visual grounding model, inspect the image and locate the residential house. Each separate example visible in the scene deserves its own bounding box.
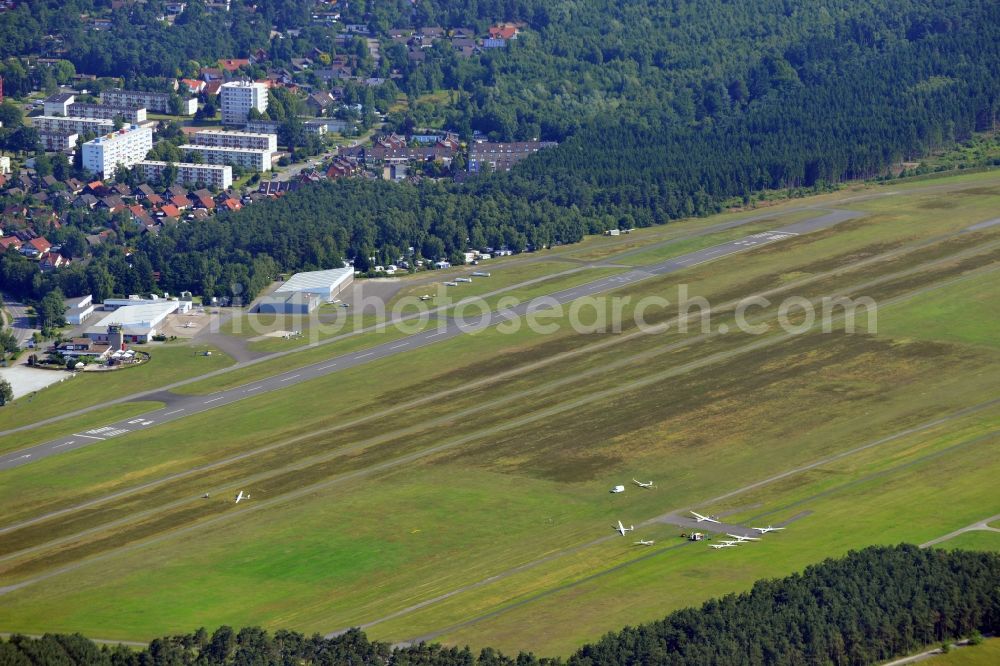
[21,236,52,258]
[180,78,206,94]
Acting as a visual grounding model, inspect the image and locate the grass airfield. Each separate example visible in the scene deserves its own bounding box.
[0,172,999,655]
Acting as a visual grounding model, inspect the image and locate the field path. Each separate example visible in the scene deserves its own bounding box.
[920,513,1000,548]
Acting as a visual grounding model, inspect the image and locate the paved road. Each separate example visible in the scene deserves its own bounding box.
[920,513,1000,548]
[0,209,862,472]
[1,298,37,348]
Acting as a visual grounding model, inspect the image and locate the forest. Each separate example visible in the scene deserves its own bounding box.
[0,545,997,665]
[0,0,998,301]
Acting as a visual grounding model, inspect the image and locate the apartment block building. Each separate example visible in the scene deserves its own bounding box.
[38,131,79,152]
[192,129,277,152]
[100,89,197,115]
[184,144,272,171]
[66,103,148,124]
[33,115,113,135]
[138,161,233,190]
[220,81,269,125]
[82,125,154,179]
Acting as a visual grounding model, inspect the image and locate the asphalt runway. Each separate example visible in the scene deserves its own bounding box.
[0,209,861,472]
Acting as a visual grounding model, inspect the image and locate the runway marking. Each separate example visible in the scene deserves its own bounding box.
[245,386,262,392]
[101,429,131,438]
[73,433,106,440]
[427,331,447,338]
[164,409,184,415]
[53,441,74,449]
[390,343,409,349]
[279,375,301,382]
[357,352,374,358]
[204,397,224,404]
[317,364,337,370]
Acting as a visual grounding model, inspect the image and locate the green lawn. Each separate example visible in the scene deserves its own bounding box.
[933,530,1000,552]
[0,172,997,652]
[0,402,163,456]
[0,343,233,432]
[920,639,1000,665]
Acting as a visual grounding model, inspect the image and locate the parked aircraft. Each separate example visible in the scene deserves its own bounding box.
[610,485,626,493]
[634,539,655,546]
[719,540,742,546]
[419,295,431,301]
[726,533,761,542]
[633,479,655,488]
[690,511,721,524]
[710,543,737,549]
[456,277,472,283]
[235,491,249,503]
[753,525,786,533]
[614,520,634,535]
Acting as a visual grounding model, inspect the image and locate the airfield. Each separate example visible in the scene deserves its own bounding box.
[0,171,998,656]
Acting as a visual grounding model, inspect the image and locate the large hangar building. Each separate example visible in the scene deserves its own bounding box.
[255,267,354,314]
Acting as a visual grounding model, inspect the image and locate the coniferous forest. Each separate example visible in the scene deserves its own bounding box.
[1,545,998,665]
[1,0,998,301]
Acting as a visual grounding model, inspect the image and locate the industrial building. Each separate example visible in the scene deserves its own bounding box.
[103,295,192,313]
[82,125,154,179]
[138,161,233,190]
[33,115,113,135]
[66,102,147,124]
[101,89,197,115]
[185,144,273,171]
[64,294,95,325]
[220,81,269,125]
[84,300,180,344]
[255,291,321,315]
[273,267,354,302]
[192,129,277,152]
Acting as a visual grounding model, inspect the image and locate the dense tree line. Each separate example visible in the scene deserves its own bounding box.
[0,545,997,664]
[0,0,997,301]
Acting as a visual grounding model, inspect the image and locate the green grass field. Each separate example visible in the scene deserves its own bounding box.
[0,343,233,432]
[0,172,998,655]
[934,531,1000,552]
[923,639,1000,665]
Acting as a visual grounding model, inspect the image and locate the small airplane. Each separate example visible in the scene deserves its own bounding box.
[726,533,761,542]
[419,295,431,301]
[633,479,655,489]
[709,543,737,549]
[634,539,655,546]
[614,520,634,536]
[753,525,786,533]
[719,540,742,546]
[690,510,721,524]
[235,490,250,503]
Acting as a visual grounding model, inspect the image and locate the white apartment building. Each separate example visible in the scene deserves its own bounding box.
[192,129,277,152]
[185,144,272,171]
[101,89,197,115]
[42,92,75,116]
[39,131,79,152]
[67,103,148,124]
[33,115,113,135]
[82,125,154,179]
[220,81,269,125]
[138,161,233,189]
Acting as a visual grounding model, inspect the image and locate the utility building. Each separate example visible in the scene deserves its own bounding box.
[273,267,354,302]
